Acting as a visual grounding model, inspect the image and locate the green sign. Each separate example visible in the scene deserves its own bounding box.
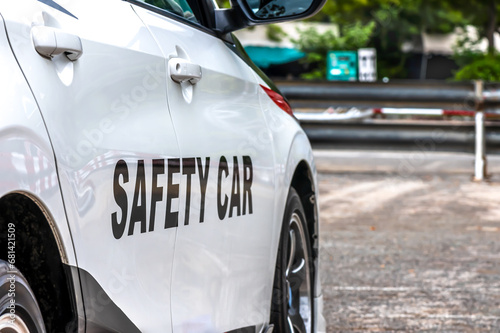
[326,51,357,81]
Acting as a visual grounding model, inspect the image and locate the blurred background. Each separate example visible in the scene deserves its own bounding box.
[231,0,500,82]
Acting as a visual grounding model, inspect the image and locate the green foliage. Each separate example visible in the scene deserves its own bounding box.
[452,32,484,68]
[314,0,469,34]
[454,55,500,81]
[452,23,500,81]
[266,24,288,42]
[217,0,500,80]
[292,22,375,79]
[303,0,498,79]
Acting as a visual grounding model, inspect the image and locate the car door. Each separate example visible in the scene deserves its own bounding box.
[130,2,278,331]
[0,0,180,331]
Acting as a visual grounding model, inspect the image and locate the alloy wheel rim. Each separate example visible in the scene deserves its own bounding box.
[285,212,312,333]
[0,313,30,333]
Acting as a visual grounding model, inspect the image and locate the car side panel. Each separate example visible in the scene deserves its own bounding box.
[0,0,181,331]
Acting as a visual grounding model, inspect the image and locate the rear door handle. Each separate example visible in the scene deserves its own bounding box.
[169,58,202,84]
[32,26,83,61]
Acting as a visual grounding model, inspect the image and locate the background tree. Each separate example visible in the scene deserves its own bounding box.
[222,0,500,80]
[448,0,500,80]
[296,0,473,78]
[293,22,376,79]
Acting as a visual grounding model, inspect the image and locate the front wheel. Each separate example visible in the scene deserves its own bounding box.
[0,260,45,333]
[270,188,314,333]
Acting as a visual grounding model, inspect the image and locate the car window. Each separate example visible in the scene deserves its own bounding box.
[138,0,199,23]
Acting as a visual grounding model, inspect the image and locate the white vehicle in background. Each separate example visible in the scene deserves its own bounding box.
[0,0,325,332]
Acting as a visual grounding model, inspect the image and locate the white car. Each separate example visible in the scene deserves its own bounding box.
[0,0,325,332]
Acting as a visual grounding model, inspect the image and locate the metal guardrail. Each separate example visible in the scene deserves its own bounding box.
[275,80,500,181]
[276,80,500,110]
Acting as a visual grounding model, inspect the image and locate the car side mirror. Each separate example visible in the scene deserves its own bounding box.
[213,0,326,34]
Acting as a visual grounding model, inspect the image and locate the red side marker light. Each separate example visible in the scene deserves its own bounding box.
[260,84,294,117]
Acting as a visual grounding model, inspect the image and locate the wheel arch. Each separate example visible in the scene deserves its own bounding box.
[290,161,318,257]
[0,192,80,333]
[281,129,321,297]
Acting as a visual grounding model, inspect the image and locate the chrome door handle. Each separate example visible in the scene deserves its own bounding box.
[32,26,83,61]
[169,58,202,84]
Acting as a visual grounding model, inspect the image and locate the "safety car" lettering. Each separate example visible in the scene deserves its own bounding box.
[111,156,253,239]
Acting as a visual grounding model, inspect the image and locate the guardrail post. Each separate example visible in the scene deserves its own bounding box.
[474,80,487,181]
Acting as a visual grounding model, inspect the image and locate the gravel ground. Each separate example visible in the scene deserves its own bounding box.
[318,171,500,332]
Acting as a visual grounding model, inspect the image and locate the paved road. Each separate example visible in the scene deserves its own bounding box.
[313,149,500,176]
[316,150,500,332]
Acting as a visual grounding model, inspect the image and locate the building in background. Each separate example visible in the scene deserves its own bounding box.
[405,27,500,80]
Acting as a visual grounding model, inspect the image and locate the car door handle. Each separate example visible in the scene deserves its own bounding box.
[32,26,83,61]
[169,58,202,84]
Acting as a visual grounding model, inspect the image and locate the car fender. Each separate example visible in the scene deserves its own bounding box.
[256,78,326,332]
[257,81,319,253]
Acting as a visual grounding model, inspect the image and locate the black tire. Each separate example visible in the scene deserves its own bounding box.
[0,260,45,333]
[270,188,314,333]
